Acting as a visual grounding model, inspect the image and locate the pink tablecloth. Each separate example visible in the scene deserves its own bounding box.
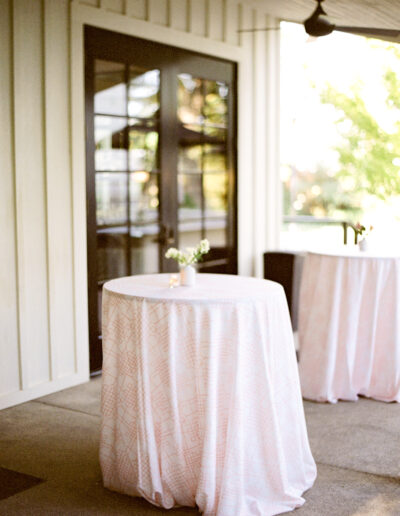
[100,273,316,516]
[299,251,400,403]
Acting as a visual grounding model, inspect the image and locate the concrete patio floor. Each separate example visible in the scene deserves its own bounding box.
[0,377,399,515]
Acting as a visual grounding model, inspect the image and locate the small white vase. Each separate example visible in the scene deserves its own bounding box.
[180,265,196,286]
[358,238,368,252]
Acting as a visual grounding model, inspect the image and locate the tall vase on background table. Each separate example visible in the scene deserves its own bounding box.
[355,222,373,253]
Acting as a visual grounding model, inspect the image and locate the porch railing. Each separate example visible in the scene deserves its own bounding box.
[283,216,359,245]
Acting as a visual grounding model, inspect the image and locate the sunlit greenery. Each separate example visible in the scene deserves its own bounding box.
[320,45,400,200]
[283,38,400,223]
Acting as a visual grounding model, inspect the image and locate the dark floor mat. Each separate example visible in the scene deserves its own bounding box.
[0,467,44,501]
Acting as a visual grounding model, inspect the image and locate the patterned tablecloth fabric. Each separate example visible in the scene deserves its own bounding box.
[100,273,316,516]
[299,250,400,403]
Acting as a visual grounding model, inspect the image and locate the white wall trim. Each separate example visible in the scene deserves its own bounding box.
[70,2,90,380]
[0,372,89,411]
[72,3,245,62]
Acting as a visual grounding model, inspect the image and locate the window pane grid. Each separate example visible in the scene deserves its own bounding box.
[177,73,229,247]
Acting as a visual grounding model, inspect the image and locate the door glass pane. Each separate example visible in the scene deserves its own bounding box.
[97,231,128,282]
[178,221,202,250]
[203,125,226,141]
[96,172,127,225]
[95,116,127,171]
[178,174,202,219]
[204,80,228,126]
[131,233,159,274]
[129,128,159,171]
[178,145,202,173]
[177,73,231,259]
[204,218,227,247]
[128,67,160,119]
[203,172,228,216]
[178,74,203,124]
[130,172,159,223]
[203,144,227,173]
[179,124,203,146]
[94,60,126,116]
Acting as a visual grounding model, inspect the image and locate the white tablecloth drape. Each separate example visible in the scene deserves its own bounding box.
[299,251,400,403]
[100,274,316,516]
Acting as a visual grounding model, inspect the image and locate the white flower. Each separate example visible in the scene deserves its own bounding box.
[199,239,210,254]
[165,248,179,259]
[165,239,210,266]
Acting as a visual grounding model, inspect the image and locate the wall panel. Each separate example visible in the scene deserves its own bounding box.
[188,0,206,36]
[0,0,20,398]
[126,0,147,19]
[101,0,125,14]
[224,0,239,45]
[252,10,269,277]
[13,0,50,388]
[148,0,168,25]
[44,0,76,379]
[207,0,224,40]
[237,3,255,276]
[169,0,187,31]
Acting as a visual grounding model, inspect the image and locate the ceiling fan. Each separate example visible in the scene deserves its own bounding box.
[239,0,400,39]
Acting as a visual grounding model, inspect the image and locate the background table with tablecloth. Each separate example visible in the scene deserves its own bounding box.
[299,250,400,403]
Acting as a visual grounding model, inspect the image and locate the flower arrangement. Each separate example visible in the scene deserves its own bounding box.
[165,239,210,266]
[355,223,373,239]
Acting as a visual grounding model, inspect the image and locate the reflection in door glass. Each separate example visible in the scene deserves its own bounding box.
[97,231,128,283]
[177,74,203,124]
[177,73,229,251]
[129,172,159,223]
[178,174,202,217]
[129,128,159,171]
[130,234,159,275]
[94,60,126,116]
[178,145,202,173]
[96,172,127,225]
[95,116,127,171]
[128,67,160,119]
[204,80,228,126]
[203,172,228,214]
[93,59,161,285]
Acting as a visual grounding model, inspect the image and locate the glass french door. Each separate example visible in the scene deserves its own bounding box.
[85,27,237,372]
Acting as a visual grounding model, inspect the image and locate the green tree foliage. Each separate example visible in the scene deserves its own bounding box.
[320,45,400,199]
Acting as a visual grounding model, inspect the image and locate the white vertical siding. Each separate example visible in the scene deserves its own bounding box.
[0,0,280,408]
[224,0,239,45]
[44,0,76,379]
[0,0,88,409]
[126,0,147,19]
[101,0,125,14]
[0,0,20,397]
[13,0,50,388]
[237,3,255,277]
[169,0,188,31]
[148,0,168,25]
[188,0,207,37]
[252,10,269,277]
[207,0,224,40]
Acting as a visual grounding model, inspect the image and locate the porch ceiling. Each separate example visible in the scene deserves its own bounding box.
[251,0,400,40]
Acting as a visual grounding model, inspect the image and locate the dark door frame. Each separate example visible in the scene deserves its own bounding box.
[85,26,237,372]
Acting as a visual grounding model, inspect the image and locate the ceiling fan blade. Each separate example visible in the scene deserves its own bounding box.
[334,26,400,38]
